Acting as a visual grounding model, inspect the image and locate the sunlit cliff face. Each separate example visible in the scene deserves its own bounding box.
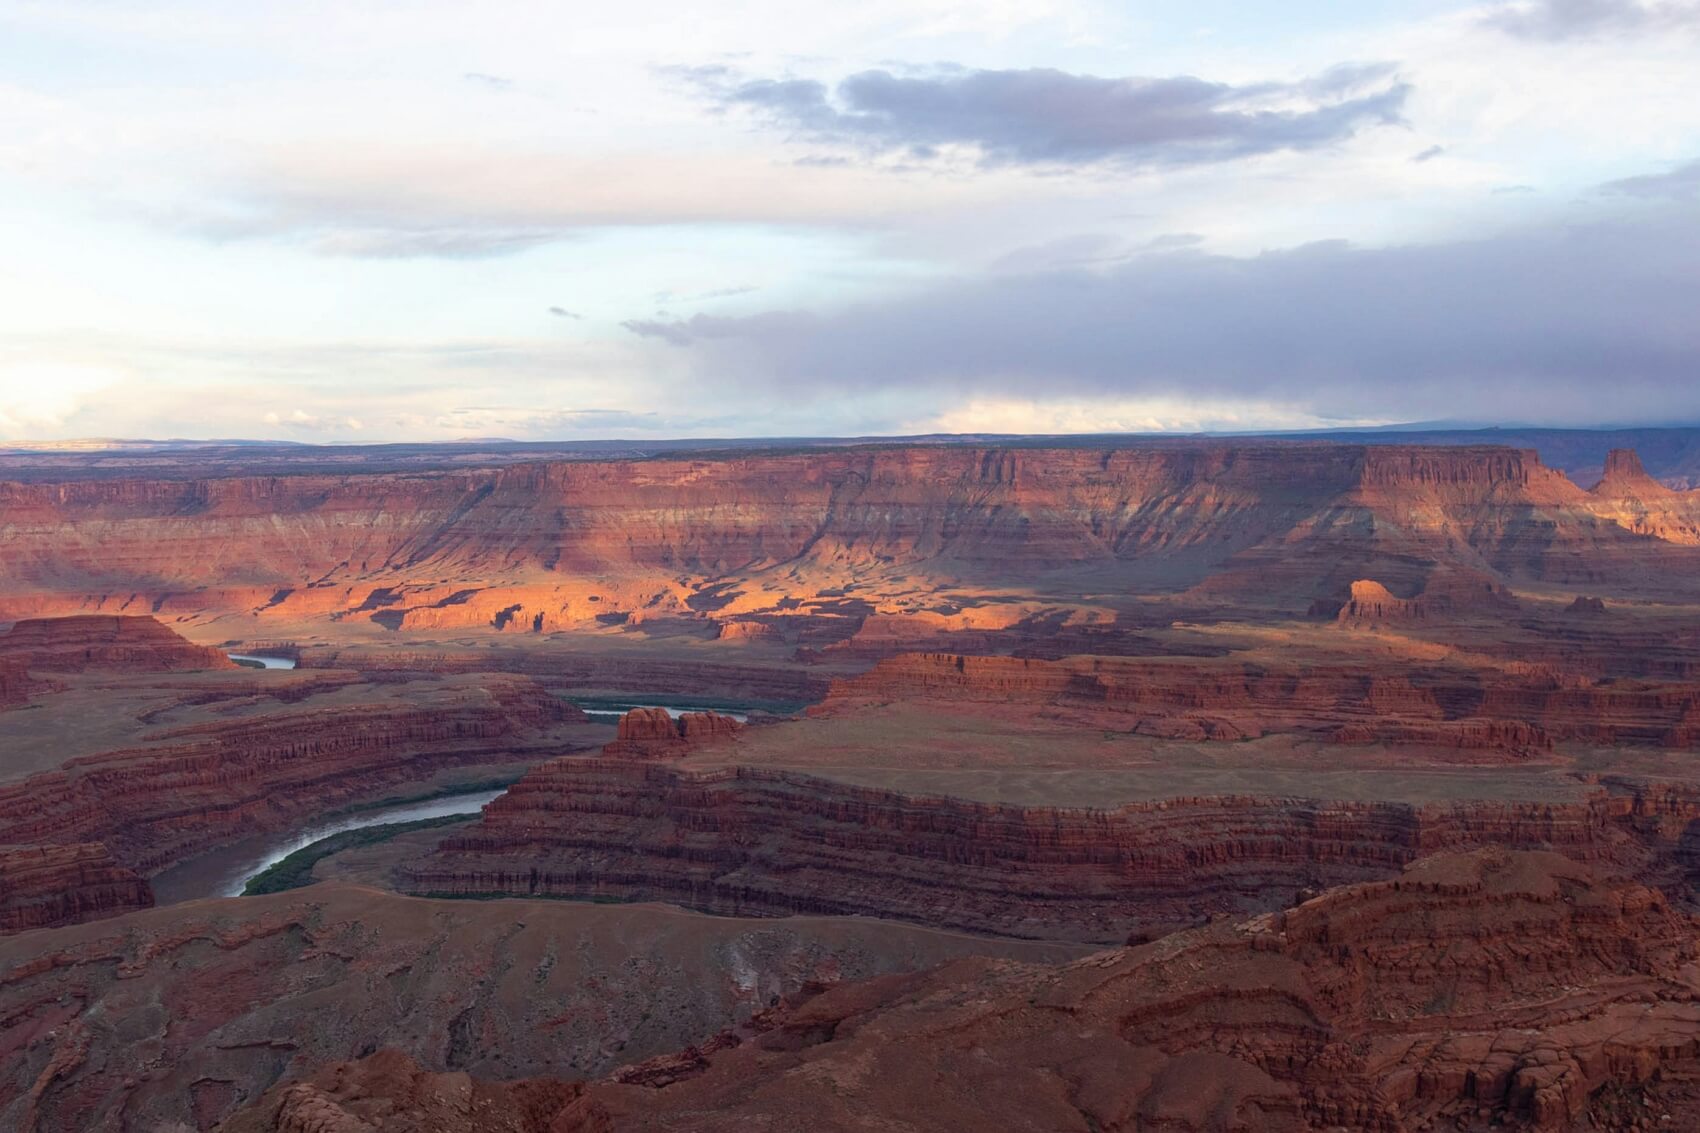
[2,0,1699,442]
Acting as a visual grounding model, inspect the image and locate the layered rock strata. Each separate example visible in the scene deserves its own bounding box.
[226,851,1700,1133]
[0,844,153,933]
[819,651,1700,752]
[405,759,1700,943]
[0,614,234,672]
[7,444,1700,631]
[0,676,584,910]
[0,657,48,709]
[603,708,742,758]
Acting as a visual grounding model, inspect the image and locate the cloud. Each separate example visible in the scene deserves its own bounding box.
[154,146,1037,259]
[308,228,558,259]
[0,362,120,436]
[623,203,1700,426]
[922,395,1382,435]
[691,62,1410,167]
[1483,0,1700,40]
[263,409,365,433]
[1604,156,1700,199]
[463,72,515,91]
[1411,145,1446,163]
[548,306,583,319]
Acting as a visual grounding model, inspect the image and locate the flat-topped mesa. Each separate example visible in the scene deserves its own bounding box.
[603,707,741,758]
[1327,574,1519,626]
[817,651,1700,751]
[14,439,1700,627]
[1357,444,1543,490]
[0,615,235,673]
[403,757,1683,942]
[0,843,152,933]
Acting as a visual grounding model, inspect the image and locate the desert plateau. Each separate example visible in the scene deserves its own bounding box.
[3,435,1700,1130]
[9,2,1700,1127]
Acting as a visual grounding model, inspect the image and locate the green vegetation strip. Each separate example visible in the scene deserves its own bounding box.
[241,813,478,896]
[329,776,523,819]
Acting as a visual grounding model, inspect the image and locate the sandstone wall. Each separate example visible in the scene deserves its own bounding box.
[405,758,1684,943]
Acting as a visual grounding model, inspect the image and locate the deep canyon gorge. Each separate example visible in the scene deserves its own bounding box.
[8,437,1700,1130]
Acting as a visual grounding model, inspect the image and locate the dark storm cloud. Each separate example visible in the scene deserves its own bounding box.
[623,206,1700,425]
[1483,0,1700,39]
[694,62,1409,167]
[1604,157,1700,199]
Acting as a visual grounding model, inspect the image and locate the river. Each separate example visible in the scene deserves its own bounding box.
[228,652,297,669]
[581,701,750,722]
[152,683,754,903]
[148,788,507,904]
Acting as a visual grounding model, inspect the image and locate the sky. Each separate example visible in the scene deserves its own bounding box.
[2,0,1698,442]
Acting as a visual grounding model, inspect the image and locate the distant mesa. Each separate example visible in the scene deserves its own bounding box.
[1316,575,1519,626]
[0,615,235,674]
[1593,447,1671,495]
[603,706,742,758]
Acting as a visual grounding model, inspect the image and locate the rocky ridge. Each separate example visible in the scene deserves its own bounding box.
[818,651,1700,752]
[222,850,1700,1132]
[403,757,1700,943]
[7,444,1700,635]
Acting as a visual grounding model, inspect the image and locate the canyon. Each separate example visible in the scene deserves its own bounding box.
[7,437,1700,1130]
[223,849,1700,1132]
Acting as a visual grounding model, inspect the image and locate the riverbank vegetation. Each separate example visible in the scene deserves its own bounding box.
[241,813,476,895]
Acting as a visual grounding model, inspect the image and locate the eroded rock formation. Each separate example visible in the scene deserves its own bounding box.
[6,444,1700,634]
[402,757,1700,943]
[0,843,152,933]
[222,851,1700,1132]
[818,651,1700,752]
[602,708,742,758]
[0,675,580,880]
[0,614,234,672]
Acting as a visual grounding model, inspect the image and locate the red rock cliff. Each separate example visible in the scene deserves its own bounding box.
[0,843,153,933]
[0,615,234,672]
[0,675,582,883]
[820,651,1700,752]
[405,757,1668,943]
[7,443,1698,628]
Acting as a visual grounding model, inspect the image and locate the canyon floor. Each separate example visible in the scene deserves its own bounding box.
[8,437,1700,1130]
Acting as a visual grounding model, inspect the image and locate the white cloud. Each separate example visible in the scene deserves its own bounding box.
[0,362,121,436]
[920,396,1388,435]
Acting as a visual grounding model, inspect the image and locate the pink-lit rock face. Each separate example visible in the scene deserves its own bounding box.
[6,444,1700,636]
[0,615,235,673]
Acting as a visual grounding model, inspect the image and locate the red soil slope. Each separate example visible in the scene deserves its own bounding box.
[224,850,1700,1133]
